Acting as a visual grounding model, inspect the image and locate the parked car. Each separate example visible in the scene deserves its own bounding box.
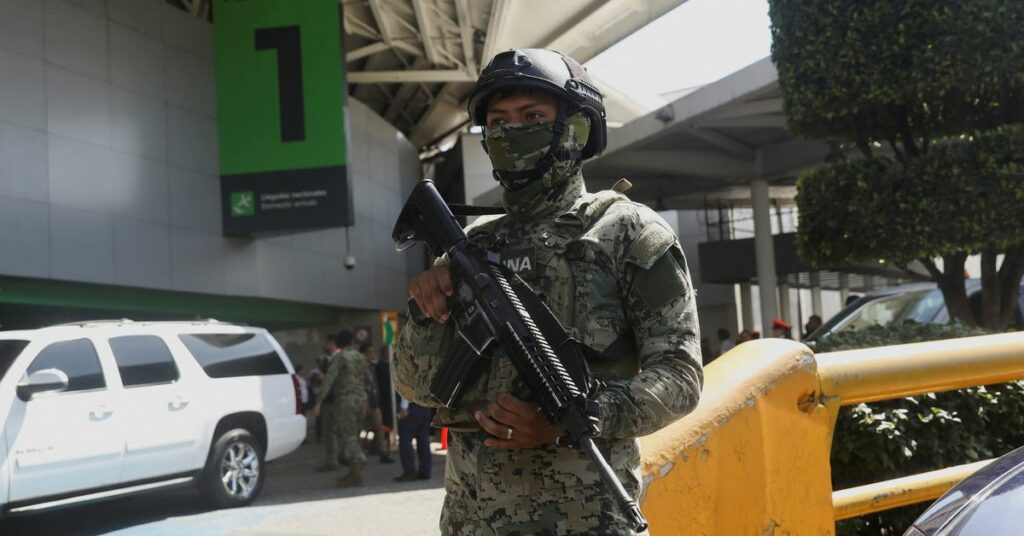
[805,280,1024,343]
[0,320,306,516]
[905,444,1024,535]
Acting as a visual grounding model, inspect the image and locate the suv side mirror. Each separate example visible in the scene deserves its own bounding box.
[17,369,70,402]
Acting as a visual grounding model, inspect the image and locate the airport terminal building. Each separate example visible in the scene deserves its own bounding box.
[0,1,420,362]
[0,0,916,366]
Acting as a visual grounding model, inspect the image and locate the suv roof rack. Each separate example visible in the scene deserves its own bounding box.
[53,319,233,328]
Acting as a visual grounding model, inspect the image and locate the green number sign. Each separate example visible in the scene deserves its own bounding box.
[213,0,351,235]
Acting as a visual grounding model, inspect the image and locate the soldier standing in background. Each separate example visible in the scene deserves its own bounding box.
[312,330,370,487]
[394,49,702,534]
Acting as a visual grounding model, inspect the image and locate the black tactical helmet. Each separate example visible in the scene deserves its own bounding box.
[468,48,607,160]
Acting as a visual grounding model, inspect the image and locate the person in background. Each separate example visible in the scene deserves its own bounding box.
[314,335,340,464]
[360,341,392,463]
[717,328,735,356]
[376,346,397,464]
[294,364,309,413]
[737,329,763,344]
[803,314,823,340]
[394,397,433,482]
[311,334,334,443]
[312,330,369,487]
[771,318,792,339]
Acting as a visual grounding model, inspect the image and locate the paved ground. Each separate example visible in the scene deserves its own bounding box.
[0,439,448,536]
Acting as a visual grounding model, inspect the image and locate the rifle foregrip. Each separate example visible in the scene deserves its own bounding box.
[429,337,489,409]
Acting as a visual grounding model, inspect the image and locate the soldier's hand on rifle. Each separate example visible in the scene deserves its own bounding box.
[475,393,564,449]
[409,265,454,324]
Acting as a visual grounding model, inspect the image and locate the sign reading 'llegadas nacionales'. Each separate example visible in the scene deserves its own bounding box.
[213,0,352,236]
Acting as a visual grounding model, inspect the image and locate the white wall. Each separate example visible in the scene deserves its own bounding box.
[0,0,418,312]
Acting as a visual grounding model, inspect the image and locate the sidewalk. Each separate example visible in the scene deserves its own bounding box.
[231,438,448,535]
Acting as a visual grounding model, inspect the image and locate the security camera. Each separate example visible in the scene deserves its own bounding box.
[344,255,357,270]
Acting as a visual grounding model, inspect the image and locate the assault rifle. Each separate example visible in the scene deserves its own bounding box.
[392,180,648,532]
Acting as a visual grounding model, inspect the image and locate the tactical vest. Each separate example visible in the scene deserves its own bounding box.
[465,189,643,386]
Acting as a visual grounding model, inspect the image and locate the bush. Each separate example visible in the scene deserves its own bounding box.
[769,0,1024,144]
[819,322,1024,535]
[796,124,1024,268]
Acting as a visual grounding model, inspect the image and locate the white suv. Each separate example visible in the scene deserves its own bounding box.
[0,320,306,515]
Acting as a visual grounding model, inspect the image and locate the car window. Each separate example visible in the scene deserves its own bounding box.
[110,335,180,387]
[839,290,934,333]
[944,467,1024,535]
[905,289,945,323]
[0,340,29,381]
[27,338,105,392]
[179,333,287,378]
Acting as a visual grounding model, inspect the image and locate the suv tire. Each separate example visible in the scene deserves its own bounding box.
[199,428,265,508]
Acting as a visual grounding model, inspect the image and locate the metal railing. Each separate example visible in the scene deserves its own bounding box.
[818,332,1024,520]
[638,332,1024,535]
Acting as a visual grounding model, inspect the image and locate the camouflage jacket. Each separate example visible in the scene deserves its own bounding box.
[394,172,703,534]
[317,347,369,409]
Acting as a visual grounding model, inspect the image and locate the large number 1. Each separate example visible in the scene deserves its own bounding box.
[255,25,305,142]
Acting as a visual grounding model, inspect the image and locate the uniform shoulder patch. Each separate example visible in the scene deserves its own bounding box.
[635,250,687,309]
[624,222,675,270]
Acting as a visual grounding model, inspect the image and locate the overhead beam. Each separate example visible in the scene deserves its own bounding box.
[345,42,390,63]
[703,98,785,122]
[687,126,756,160]
[348,70,476,84]
[410,84,465,146]
[454,0,477,74]
[481,0,511,66]
[367,0,395,46]
[366,0,423,58]
[697,114,788,129]
[609,149,756,178]
[412,0,441,65]
[343,11,383,40]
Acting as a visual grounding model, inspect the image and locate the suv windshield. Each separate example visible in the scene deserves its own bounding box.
[0,340,29,380]
[838,289,943,333]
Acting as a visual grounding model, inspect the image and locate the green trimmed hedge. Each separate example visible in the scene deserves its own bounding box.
[796,124,1024,268]
[818,322,1024,535]
[769,0,1024,144]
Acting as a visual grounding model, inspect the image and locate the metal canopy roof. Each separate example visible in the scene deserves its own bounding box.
[583,57,833,209]
[340,0,691,150]
[174,0,691,151]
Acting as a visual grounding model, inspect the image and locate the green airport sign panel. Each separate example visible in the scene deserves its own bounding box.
[213,0,351,235]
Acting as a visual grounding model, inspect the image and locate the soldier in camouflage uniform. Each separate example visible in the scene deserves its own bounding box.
[312,330,370,487]
[395,48,703,535]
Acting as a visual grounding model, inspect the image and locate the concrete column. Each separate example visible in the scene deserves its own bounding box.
[810,272,823,316]
[839,273,850,305]
[751,179,778,334]
[778,282,791,329]
[740,282,754,330]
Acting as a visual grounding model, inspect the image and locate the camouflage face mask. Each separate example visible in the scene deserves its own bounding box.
[482,121,556,173]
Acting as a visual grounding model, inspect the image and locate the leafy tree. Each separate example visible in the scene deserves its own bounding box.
[769,0,1024,329]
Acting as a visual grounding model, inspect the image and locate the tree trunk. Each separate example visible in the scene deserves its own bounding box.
[924,254,973,326]
[998,246,1024,330]
[980,249,1002,330]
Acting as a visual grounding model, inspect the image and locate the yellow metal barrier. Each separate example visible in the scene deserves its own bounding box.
[832,460,992,521]
[639,332,1024,535]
